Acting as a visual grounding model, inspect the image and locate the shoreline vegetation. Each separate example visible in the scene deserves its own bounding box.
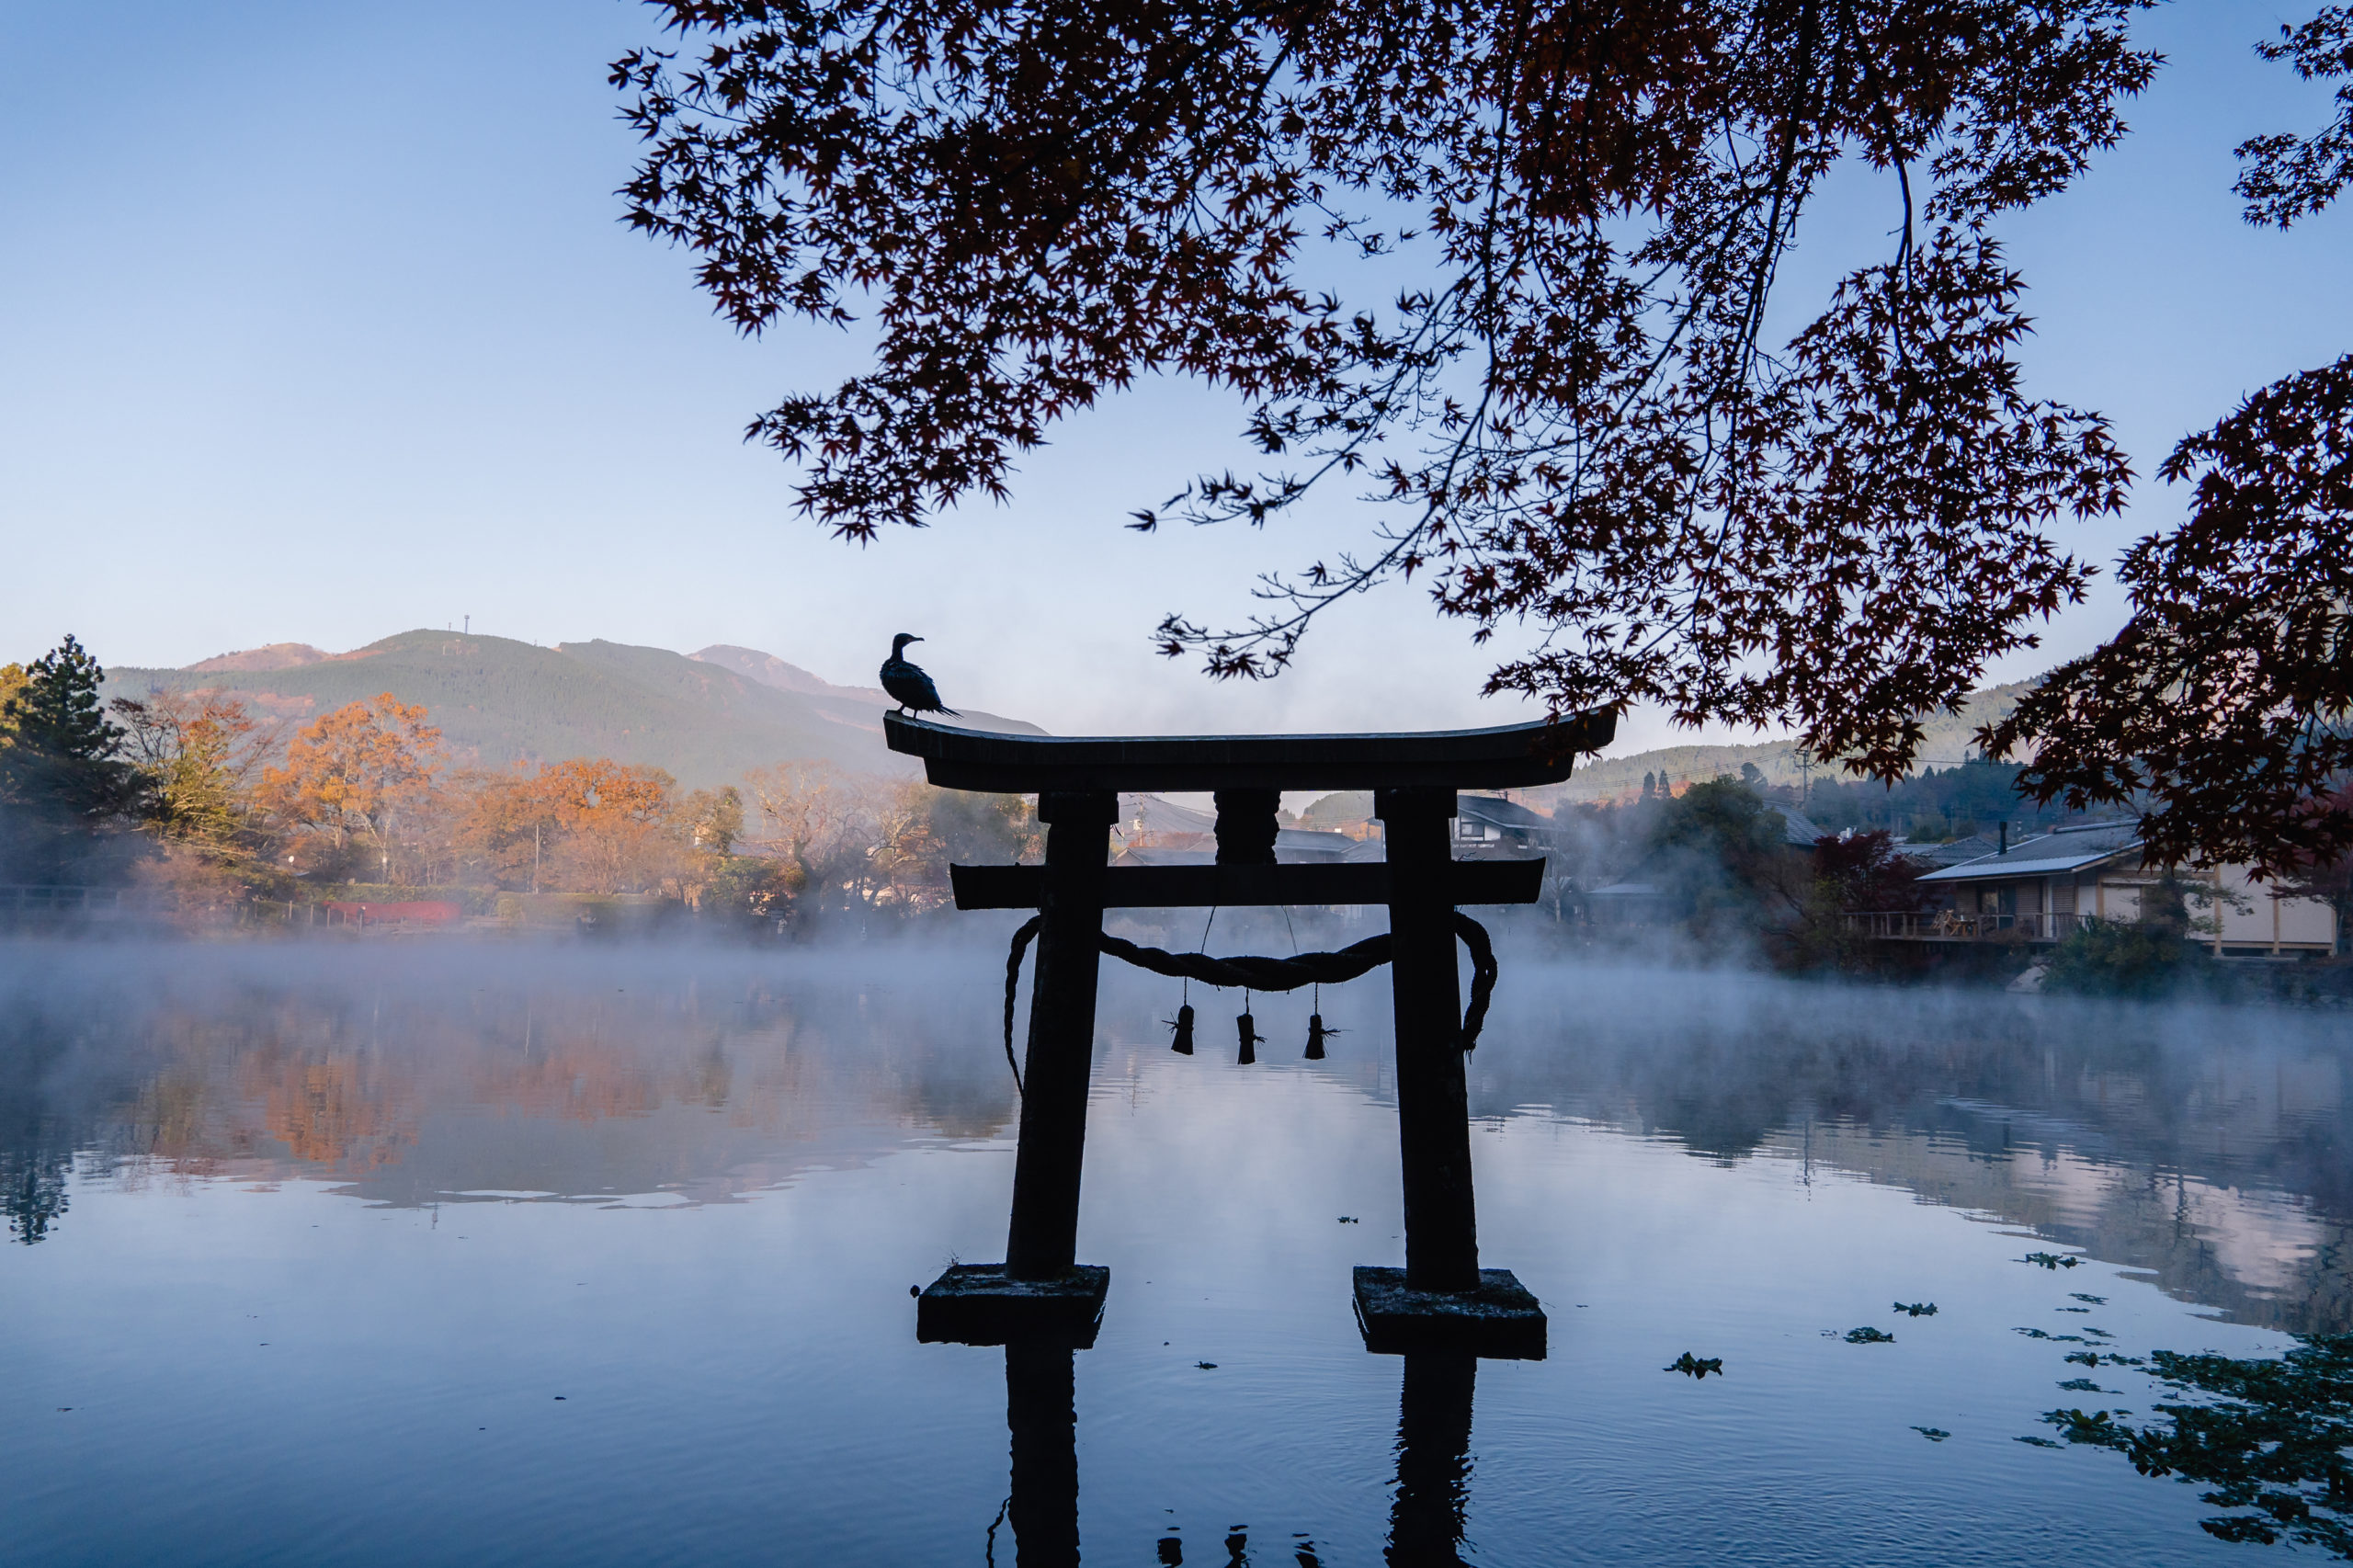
[2,634,1036,941]
[5,634,2347,1004]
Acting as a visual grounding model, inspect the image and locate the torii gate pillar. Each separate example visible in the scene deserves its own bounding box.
[1004,791,1118,1281]
[1379,788,1481,1293]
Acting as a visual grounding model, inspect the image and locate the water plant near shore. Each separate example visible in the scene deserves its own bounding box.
[2040,1335,2353,1556]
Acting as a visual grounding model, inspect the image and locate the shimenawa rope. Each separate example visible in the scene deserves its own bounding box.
[999,915,1499,1094]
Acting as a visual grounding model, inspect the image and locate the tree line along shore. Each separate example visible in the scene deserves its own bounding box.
[6,633,2346,1002]
[0,635,1030,935]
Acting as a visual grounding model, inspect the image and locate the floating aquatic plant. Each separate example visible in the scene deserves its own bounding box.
[2030,1334,2353,1558]
[2059,1378,2107,1392]
[2051,1406,2123,1439]
[1895,1301,1938,1317]
[1846,1327,1896,1345]
[2072,1294,2109,1305]
[2024,1252,2082,1270]
[1913,1426,1950,1442]
[2016,1328,2088,1343]
[1665,1353,1723,1379]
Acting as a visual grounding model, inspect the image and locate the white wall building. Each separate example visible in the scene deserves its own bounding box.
[1876,820,2340,956]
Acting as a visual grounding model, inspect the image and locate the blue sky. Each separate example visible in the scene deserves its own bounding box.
[3,1,2347,748]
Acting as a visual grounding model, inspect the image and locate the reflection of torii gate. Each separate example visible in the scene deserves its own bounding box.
[891,709,1610,1356]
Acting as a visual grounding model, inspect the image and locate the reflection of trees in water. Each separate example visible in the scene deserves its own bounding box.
[12,949,2350,1334]
[4,1146,70,1243]
[1093,970,2353,1333]
[0,953,1025,1238]
[0,999,77,1243]
[1459,977,2353,1333]
[245,1054,417,1169]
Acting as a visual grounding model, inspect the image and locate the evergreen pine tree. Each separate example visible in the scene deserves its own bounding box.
[1,635,142,856]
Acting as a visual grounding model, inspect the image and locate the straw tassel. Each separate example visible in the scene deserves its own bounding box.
[1235,1008,1260,1065]
[1303,983,1337,1061]
[1166,1002,1196,1055]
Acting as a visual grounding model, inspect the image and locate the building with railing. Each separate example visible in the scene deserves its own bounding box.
[1849,821,2340,957]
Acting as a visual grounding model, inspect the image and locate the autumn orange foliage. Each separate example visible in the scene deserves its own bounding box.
[21,683,1028,922]
[259,693,444,877]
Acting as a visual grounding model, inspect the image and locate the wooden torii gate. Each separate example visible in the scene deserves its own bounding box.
[892,709,1610,1357]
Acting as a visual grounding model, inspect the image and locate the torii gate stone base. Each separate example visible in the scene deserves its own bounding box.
[892,709,1611,1359]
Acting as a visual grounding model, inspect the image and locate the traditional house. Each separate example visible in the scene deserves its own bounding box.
[1854,820,2340,956]
[1454,795,1552,855]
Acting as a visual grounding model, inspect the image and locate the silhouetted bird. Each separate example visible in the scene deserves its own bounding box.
[880,632,958,716]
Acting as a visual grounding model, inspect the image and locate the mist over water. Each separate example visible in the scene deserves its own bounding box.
[5,935,2345,1564]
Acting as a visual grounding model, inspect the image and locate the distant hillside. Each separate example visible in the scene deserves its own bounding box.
[1539,680,2035,805]
[187,642,330,673]
[106,631,1041,790]
[688,644,928,737]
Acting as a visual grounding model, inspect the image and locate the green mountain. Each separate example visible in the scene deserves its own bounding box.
[105,631,1040,790]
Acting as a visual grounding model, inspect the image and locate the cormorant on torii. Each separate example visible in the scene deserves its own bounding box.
[881,632,959,717]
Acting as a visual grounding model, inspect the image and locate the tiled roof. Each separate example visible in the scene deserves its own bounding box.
[1119,792,1216,835]
[1903,834,2003,868]
[1275,828,1355,862]
[1458,794,1549,829]
[1590,881,1664,898]
[1915,821,2143,882]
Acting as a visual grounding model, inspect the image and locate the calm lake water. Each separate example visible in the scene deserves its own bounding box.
[6,934,2348,1566]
